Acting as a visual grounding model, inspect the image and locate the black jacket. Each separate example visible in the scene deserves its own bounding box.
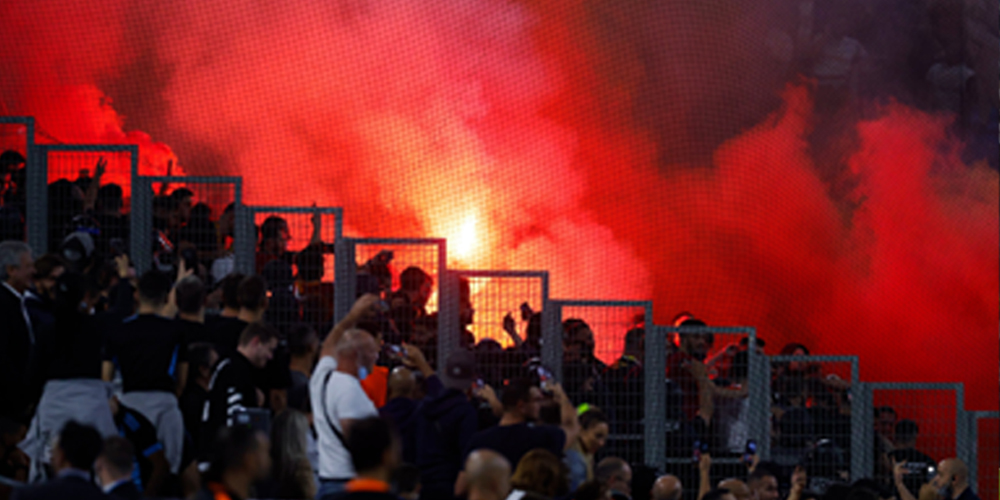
[0,285,33,421]
[12,474,108,500]
[202,352,259,454]
[379,397,419,463]
[108,480,142,500]
[414,376,478,500]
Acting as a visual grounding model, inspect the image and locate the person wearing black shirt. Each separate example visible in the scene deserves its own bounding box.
[202,322,278,455]
[456,379,579,497]
[887,419,935,498]
[175,275,209,345]
[328,417,400,500]
[204,272,244,346]
[109,398,169,497]
[925,459,979,500]
[102,270,188,476]
[0,240,36,423]
[195,426,271,500]
[180,343,218,456]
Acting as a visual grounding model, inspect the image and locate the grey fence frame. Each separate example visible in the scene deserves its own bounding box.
[547,300,657,468]
[661,326,766,468]
[33,144,139,254]
[1,117,36,248]
[131,176,244,275]
[333,237,448,356]
[439,269,550,355]
[855,382,968,482]
[965,410,997,490]
[236,206,344,276]
[769,355,861,479]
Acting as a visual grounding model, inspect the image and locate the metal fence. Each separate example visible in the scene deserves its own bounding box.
[238,206,343,334]
[131,176,244,280]
[768,355,860,487]
[545,300,654,467]
[35,144,138,255]
[854,382,969,489]
[333,237,448,359]
[0,117,34,244]
[967,411,998,500]
[438,270,550,389]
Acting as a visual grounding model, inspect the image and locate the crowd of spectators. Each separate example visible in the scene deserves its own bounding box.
[0,231,983,500]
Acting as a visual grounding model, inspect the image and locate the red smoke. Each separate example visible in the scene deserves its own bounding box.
[1,1,996,409]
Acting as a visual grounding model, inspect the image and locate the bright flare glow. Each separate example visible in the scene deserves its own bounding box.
[453,213,478,260]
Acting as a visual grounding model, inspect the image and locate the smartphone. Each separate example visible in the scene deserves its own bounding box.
[386,344,406,357]
[743,439,757,465]
[474,378,485,390]
[181,247,198,271]
[535,366,553,390]
[693,440,709,462]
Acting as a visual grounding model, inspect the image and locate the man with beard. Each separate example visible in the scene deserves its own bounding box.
[666,319,747,454]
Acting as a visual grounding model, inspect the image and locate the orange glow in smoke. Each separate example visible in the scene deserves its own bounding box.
[452,213,478,260]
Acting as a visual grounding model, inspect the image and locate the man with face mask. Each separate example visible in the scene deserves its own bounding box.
[311,294,382,500]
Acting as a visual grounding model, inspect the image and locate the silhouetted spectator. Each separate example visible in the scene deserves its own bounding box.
[256,216,293,274]
[287,324,320,414]
[508,448,570,500]
[413,349,480,500]
[95,436,140,500]
[888,420,935,499]
[458,379,578,497]
[262,409,316,499]
[561,319,606,410]
[595,457,632,500]
[102,270,187,475]
[24,254,65,337]
[0,240,35,422]
[12,421,105,500]
[390,266,433,319]
[329,417,400,500]
[202,322,279,455]
[208,274,267,354]
[379,366,420,464]
[296,243,335,332]
[196,426,271,500]
[262,259,300,335]
[180,342,218,455]
[393,462,421,500]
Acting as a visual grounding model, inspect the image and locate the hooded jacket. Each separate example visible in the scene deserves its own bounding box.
[413,375,478,500]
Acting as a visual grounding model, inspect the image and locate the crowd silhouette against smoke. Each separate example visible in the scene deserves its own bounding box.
[0,0,996,497]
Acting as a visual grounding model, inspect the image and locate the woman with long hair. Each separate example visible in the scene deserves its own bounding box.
[266,409,316,499]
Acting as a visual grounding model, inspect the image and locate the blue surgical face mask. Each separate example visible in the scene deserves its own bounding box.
[358,366,369,381]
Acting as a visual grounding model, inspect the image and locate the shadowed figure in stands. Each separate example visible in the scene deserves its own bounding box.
[13,421,106,500]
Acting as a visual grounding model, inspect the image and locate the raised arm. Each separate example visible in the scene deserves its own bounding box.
[320,294,380,359]
[549,382,579,451]
[83,157,106,213]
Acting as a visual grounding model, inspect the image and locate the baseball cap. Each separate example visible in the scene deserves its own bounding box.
[440,349,476,391]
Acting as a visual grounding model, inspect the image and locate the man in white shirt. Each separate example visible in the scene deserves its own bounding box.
[310,294,381,499]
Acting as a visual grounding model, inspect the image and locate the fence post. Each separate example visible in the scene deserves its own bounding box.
[853,382,874,481]
[645,325,667,472]
[746,328,771,460]
[954,385,971,480]
[541,303,562,382]
[20,119,46,254]
[130,177,152,275]
[333,237,356,324]
[438,269,459,366]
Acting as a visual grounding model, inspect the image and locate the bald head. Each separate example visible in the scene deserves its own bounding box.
[465,449,511,500]
[335,328,379,377]
[388,366,416,400]
[932,457,970,496]
[718,478,751,500]
[651,474,683,500]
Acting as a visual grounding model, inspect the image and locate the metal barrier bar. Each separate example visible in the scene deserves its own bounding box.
[36,144,138,254]
[1,117,35,248]
[131,176,242,275]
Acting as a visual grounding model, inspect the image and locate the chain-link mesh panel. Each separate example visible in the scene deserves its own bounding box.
[970,412,998,500]
[130,176,241,281]
[38,145,137,255]
[547,301,651,468]
[242,207,342,336]
[768,355,858,492]
[0,118,32,244]
[334,238,447,364]
[863,383,964,493]
[440,270,548,390]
